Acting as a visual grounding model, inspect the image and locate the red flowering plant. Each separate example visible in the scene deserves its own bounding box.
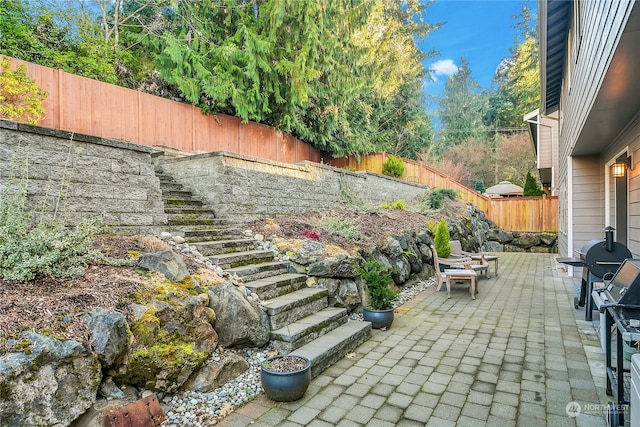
[302,230,320,240]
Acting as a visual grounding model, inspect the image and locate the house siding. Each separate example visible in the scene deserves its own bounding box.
[555,0,636,256]
[603,115,640,256]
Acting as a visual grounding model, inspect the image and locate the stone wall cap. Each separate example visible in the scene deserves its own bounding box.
[1,119,158,154]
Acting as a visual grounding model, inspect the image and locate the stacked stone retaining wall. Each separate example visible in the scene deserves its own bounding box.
[0,120,166,228]
[159,151,429,223]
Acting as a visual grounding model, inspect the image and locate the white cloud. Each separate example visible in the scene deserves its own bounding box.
[429,59,459,81]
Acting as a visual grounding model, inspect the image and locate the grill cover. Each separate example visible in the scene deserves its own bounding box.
[581,239,632,279]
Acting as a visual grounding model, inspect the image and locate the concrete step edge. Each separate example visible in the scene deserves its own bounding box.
[291,321,372,378]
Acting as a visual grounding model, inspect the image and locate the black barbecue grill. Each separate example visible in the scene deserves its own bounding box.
[557,226,632,321]
[592,259,640,426]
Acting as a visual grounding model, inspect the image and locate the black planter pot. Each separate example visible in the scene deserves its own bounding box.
[363,307,394,329]
[261,355,312,402]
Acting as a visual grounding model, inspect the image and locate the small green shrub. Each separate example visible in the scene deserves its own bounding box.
[432,218,451,258]
[428,188,457,209]
[0,167,103,281]
[382,155,405,178]
[358,260,398,310]
[381,199,406,210]
[473,180,486,193]
[523,171,546,196]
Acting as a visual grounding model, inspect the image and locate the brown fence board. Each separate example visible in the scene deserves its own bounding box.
[328,153,557,232]
[5,56,320,162]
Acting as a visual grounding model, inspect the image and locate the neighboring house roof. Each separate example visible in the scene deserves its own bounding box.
[539,0,571,114]
[485,181,524,197]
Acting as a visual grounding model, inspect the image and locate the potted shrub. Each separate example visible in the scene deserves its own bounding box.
[261,355,312,402]
[359,260,398,329]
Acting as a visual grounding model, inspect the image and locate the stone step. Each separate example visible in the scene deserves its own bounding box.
[291,321,372,378]
[164,207,217,216]
[225,261,290,282]
[207,249,275,269]
[158,182,183,191]
[191,239,257,256]
[164,198,203,207]
[244,273,307,300]
[264,288,328,330]
[161,190,194,199]
[167,216,223,226]
[175,227,244,240]
[270,307,349,354]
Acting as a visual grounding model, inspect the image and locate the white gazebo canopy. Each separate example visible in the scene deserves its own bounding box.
[485,181,524,198]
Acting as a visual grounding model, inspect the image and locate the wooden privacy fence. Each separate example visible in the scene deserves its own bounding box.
[329,153,558,233]
[5,56,321,164]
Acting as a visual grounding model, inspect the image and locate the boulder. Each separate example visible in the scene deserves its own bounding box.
[182,352,249,393]
[0,332,101,427]
[138,250,189,282]
[540,233,558,246]
[307,255,358,278]
[337,279,362,309]
[114,295,217,392]
[487,229,514,244]
[484,241,504,252]
[82,308,129,368]
[384,237,411,285]
[208,283,270,348]
[530,246,551,253]
[512,233,541,248]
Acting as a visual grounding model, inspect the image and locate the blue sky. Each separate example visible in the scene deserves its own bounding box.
[421,0,537,106]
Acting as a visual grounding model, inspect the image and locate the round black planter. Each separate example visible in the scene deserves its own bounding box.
[363,307,394,329]
[261,355,312,402]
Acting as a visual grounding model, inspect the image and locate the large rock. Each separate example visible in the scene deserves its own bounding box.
[138,250,190,282]
[82,308,129,368]
[337,279,362,309]
[486,229,514,244]
[512,233,541,249]
[114,295,217,392]
[307,255,358,278]
[208,282,270,348]
[383,237,411,285]
[182,352,250,392]
[0,332,101,427]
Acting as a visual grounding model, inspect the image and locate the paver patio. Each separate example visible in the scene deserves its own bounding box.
[218,253,611,426]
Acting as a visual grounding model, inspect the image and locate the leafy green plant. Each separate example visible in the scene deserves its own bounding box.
[381,199,406,210]
[382,155,405,178]
[358,260,398,310]
[0,57,47,124]
[428,188,457,209]
[0,152,126,282]
[432,218,451,258]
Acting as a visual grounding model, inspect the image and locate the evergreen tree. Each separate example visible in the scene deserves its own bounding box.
[523,171,545,196]
[437,57,490,149]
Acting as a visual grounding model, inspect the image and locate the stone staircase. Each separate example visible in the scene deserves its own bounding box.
[155,164,372,378]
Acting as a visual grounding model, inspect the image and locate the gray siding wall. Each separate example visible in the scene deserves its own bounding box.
[160,152,430,224]
[604,114,640,256]
[556,1,635,256]
[0,120,166,228]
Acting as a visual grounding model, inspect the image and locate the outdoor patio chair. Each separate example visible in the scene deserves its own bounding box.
[431,244,478,299]
[450,240,498,278]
